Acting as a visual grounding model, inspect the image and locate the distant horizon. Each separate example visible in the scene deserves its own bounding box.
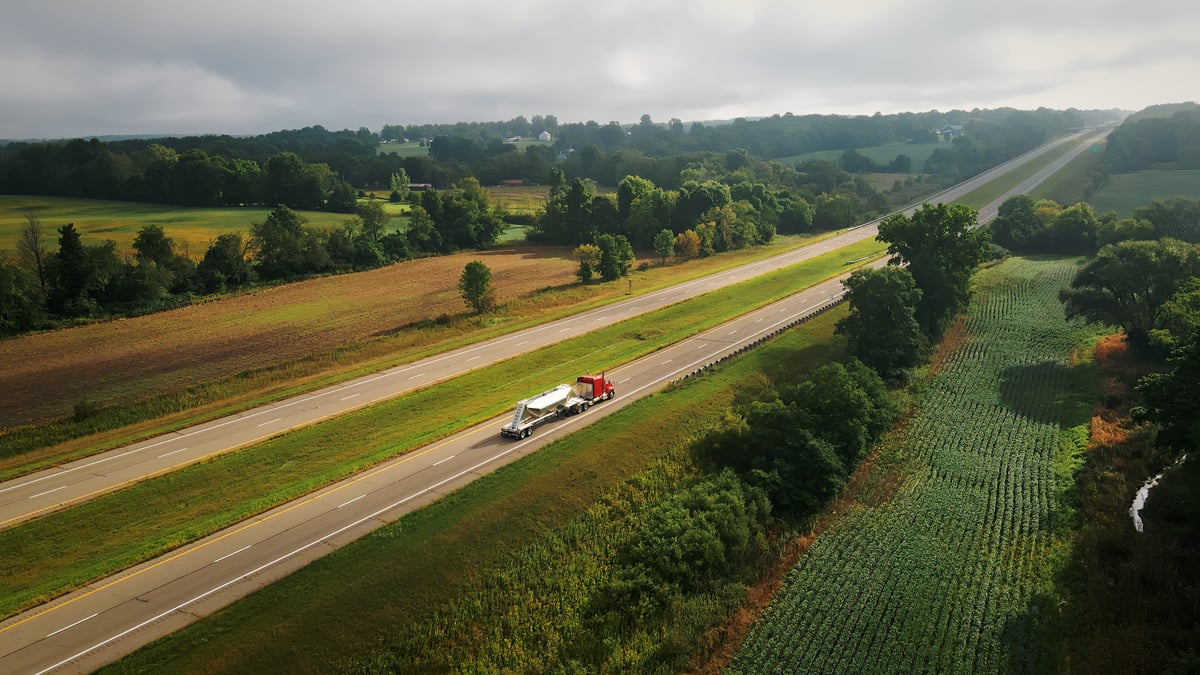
[0,101,1148,144]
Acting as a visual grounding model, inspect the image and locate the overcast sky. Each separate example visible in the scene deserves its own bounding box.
[2,0,1197,139]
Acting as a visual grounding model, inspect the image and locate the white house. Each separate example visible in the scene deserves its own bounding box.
[538,130,552,141]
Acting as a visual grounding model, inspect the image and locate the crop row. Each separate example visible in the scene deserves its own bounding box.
[732,258,1087,673]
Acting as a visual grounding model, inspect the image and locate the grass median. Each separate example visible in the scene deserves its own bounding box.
[0,237,884,620]
[955,136,1091,210]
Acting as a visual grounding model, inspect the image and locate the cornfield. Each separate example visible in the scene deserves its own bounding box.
[733,257,1092,674]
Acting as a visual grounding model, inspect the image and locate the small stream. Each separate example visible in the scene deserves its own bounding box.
[1130,454,1187,533]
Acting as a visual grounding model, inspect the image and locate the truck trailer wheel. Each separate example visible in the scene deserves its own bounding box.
[523,428,531,438]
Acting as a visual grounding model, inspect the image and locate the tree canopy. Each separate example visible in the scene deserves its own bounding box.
[877,202,990,339]
[1060,238,1200,342]
[836,266,926,380]
[458,260,494,313]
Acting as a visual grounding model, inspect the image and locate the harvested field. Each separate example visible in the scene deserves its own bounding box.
[0,246,577,426]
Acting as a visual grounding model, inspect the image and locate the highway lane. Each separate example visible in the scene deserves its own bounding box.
[0,127,1110,674]
[0,127,1106,529]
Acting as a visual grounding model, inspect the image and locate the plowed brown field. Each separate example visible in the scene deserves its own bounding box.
[1,246,577,426]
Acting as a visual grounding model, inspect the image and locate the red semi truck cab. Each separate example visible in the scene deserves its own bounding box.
[575,374,615,401]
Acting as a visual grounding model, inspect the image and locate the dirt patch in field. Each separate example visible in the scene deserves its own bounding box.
[0,246,577,426]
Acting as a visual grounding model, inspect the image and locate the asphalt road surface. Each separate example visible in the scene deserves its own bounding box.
[0,127,1109,674]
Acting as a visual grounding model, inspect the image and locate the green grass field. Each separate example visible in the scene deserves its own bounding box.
[375,141,429,157]
[485,185,549,215]
[732,257,1098,673]
[773,141,947,172]
[106,309,847,674]
[0,196,356,255]
[507,138,555,152]
[1086,170,1200,216]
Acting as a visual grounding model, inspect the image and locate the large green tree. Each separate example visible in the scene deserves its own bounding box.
[458,260,494,313]
[1137,331,1200,454]
[594,234,635,281]
[991,194,1039,250]
[700,400,847,515]
[49,223,121,316]
[196,233,253,293]
[877,202,990,339]
[0,252,44,334]
[1060,239,1200,342]
[355,200,391,242]
[1135,198,1200,242]
[250,205,329,279]
[264,152,324,210]
[785,359,899,466]
[836,266,925,379]
[652,228,675,266]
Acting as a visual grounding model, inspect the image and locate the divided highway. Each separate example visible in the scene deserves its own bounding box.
[0,127,1109,674]
[0,127,1105,529]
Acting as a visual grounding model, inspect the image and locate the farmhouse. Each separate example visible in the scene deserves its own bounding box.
[538,130,552,141]
[936,124,964,139]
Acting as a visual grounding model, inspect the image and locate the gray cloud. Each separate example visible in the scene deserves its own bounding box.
[2,0,1197,139]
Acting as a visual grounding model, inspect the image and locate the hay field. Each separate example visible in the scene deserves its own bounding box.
[0,196,354,256]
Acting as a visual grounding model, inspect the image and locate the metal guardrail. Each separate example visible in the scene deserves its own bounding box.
[670,296,847,385]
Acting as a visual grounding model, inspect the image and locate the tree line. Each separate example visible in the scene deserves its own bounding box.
[0,178,506,335]
[0,107,1105,208]
[1103,105,1200,172]
[992,194,1200,255]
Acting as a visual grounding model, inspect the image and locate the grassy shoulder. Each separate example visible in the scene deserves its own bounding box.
[105,307,847,673]
[0,239,882,620]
